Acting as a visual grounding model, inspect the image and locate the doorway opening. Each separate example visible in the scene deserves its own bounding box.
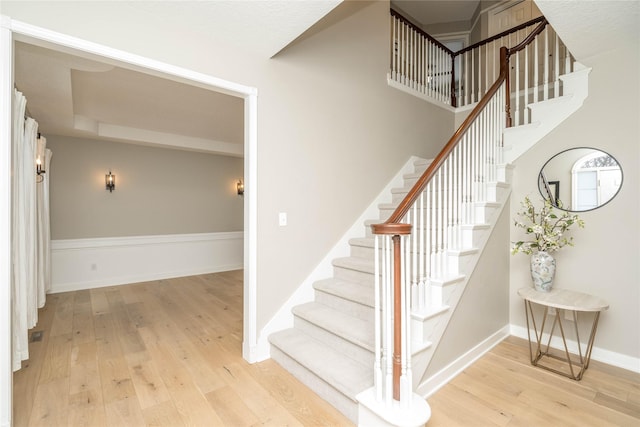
[1,18,258,424]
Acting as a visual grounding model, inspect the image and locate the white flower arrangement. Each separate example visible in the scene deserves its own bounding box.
[511,196,585,255]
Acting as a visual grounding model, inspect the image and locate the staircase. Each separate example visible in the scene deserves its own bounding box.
[269,16,591,426]
[269,62,589,424]
[270,151,511,422]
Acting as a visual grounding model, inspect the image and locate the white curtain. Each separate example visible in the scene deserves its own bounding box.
[12,89,52,371]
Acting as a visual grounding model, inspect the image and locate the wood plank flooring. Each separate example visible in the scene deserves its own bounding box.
[13,271,639,426]
[427,336,640,426]
[13,271,351,426]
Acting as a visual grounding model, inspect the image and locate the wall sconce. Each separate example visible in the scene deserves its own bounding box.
[105,170,115,192]
[35,133,46,183]
[237,180,244,196]
[35,157,45,183]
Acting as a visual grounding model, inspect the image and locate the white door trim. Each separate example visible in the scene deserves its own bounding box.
[0,15,14,427]
[0,16,259,425]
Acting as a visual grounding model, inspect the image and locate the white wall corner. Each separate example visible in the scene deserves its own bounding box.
[253,156,424,361]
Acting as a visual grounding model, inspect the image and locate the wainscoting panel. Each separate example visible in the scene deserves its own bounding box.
[50,232,243,293]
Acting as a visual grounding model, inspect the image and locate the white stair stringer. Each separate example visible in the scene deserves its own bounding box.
[269,157,513,425]
[503,65,591,163]
[408,166,513,388]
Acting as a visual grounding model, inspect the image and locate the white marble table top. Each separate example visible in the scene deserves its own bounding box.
[518,287,609,312]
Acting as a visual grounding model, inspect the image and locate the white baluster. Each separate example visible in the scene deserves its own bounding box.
[543,28,549,100]
[374,236,382,401]
[384,235,393,406]
[400,235,409,407]
[524,43,529,124]
[515,45,520,126]
[410,207,417,311]
[418,192,425,310]
[484,44,488,98]
[554,28,560,97]
[533,36,539,104]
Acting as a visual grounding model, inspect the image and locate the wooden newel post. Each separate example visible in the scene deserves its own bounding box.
[392,234,402,401]
[371,222,412,402]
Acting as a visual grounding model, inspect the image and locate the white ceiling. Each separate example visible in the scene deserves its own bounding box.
[535,0,640,63]
[392,0,480,26]
[15,41,247,156]
[13,0,637,157]
[13,0,342,157]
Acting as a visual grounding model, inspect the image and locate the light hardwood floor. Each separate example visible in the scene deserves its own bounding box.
[13,271,640,426]
[13,271,351,426]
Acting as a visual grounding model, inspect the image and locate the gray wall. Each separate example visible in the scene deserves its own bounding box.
[3,1,457,331]
[509,40,640,360]
[47,135,244,239]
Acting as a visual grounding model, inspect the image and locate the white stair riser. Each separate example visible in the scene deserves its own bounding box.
[314,289,374,322]
[270,346,359,423]
[429,281,459,308]
[461,226,490,249]
[447,250,479,277]
[475,203,500,223]
[293,316,374,367]
[349,243,377,259]
[412,312,448,343]
[333,265,375,286]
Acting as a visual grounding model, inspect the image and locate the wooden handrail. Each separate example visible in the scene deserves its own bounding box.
[508,18,548,54]
[376,17,549,403]
[372,47,509,235]
[454,16,546,57]
[390,8,547,109]
[374,17,549,234]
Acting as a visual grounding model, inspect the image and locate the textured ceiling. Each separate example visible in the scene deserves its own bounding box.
[15,42,245,156]
[13,1,342,156]
[391,0,480,26]
[535,0,640,63]
[13,0,637,157]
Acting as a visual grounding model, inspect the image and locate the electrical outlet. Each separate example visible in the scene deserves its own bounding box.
[548,307,556,316]
[91,263,97,271]
[564,310,575,321]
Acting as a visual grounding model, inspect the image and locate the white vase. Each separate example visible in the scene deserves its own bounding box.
[530,251,556,292]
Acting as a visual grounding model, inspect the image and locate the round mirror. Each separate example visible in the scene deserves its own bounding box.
[538,147,623,212]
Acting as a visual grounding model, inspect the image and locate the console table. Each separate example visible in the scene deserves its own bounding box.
[518,287,609,380]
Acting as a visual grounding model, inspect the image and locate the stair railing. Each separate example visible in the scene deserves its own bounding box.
[372,17,550,407]
[390,9,456,106]
[390,10,575,123]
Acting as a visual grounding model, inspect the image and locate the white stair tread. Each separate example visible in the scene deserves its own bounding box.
[269,328,372,400]
[333,256,374,274]
[349,237,375,248]
[293,302,374,351]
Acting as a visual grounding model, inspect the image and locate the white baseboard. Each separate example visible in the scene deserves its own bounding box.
[50,231,243,293]
[510,325,640,374]
[417,325,511,398]
[253,156,424,362]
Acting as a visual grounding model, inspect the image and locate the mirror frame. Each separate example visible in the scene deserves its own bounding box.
[538,147,623,212]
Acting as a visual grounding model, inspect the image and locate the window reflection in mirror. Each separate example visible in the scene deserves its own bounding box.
[538,148,623,212]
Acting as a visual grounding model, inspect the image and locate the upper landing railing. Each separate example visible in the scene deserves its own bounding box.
[390,9,575,126]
